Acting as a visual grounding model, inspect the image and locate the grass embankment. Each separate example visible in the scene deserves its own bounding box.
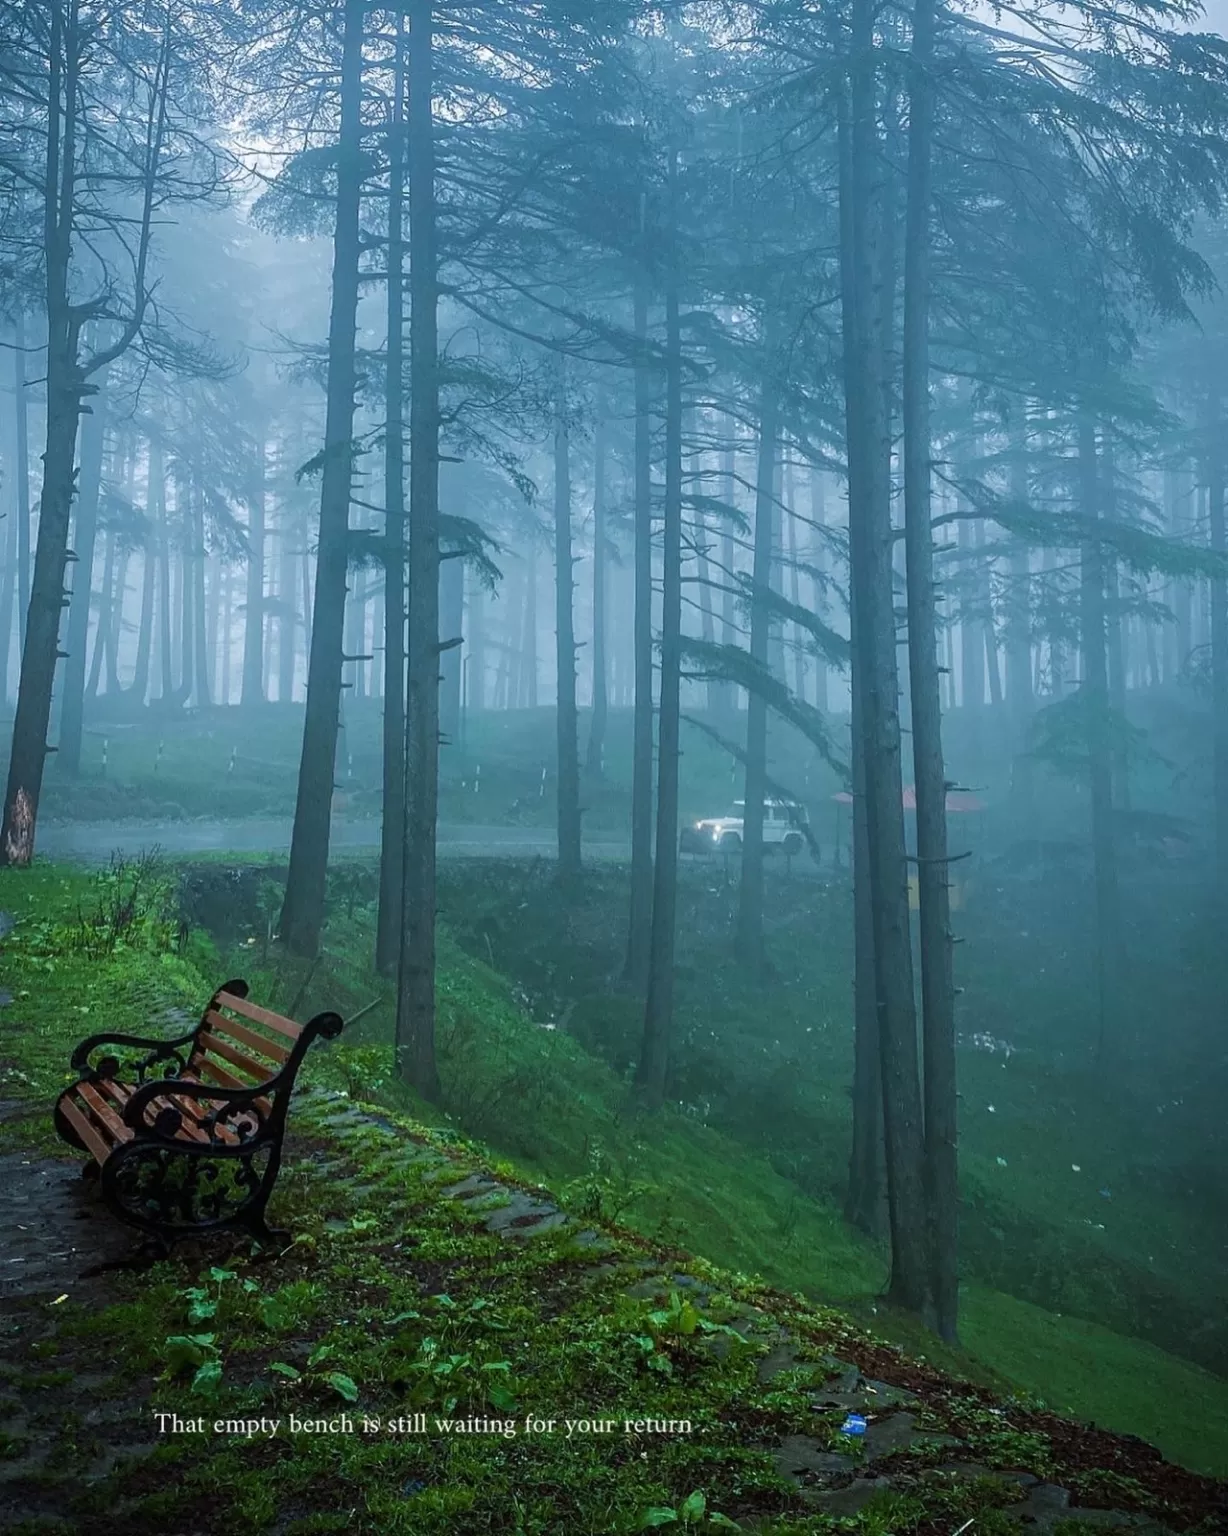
[2,861,1227,1535]
[4,860,1224,1486]
[7,701,842,836]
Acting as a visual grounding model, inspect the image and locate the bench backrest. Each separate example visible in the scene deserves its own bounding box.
[188,983,304,1095]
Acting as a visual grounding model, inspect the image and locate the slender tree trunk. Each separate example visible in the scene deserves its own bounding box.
[277,499,296,703]
[177,487,193,699]
[194,486,211,707]
[14,315,32,644]
[220,563,232,704]
[846,646,883,1235]
[1078,417,1119,1062]
[87,530,114,702]
[553,371,582,878]
[58,358,110,772]
[469,577,484,712]
[787,494,807,705]
[521,541,538,708]
[396,0,442,1099]
[241,434,266,705]
[131,447,159,707]
[0,390,17,703]
[586,412,608,778]
[736,365,779,967]
[1006,438,1033,806]
[625,281,655,986]
[811,469,829,713]
[157,454,175,701]
[279,0,365,956]
[838,13,933,1318]
[719,439,738,723]
[638,151,682,1109]
[377,17,407,978]
[2,2,83,863]
[1206,407,1228,894]
[439,554,464,742]
[105,546,129,693]
[903,0,958,1342]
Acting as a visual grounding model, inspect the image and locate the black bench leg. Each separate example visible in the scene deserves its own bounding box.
[243,1208,289,1247]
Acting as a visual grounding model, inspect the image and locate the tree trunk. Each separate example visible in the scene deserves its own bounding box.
[1078,416,1119,1063]
[0,375,17,703]
[736,365,779,968]
[585,411,608,778]
[396,0,442,1100]
[58,357,110,773]
[439,554,464,743]
[87,531,114,702]
[279,0,365,956]
[377,17,407,978]
[277,499,296,703]
[157,451,175,701]
[638,152,683,1109]
[220,563,232,704]
[520,541,538,708]
[625,281,656,987]
[1,2,84,863]
[1206,406,1228,894]
[241,434,266,706]
[903,0,958,1342]
[130,444,160,707]
[105,545,129,693]
[719,438,739,723]
[845,646,883,1235]
[194,486,211,706]
[838,11,933,1319]
[1005,437,1033,806]
[14,315,32,646]
[553,372,582,878]
[811,469,829,713]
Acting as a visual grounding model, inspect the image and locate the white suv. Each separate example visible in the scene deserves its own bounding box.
[681,798,810,856]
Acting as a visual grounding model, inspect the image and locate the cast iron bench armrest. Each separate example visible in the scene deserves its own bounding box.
[71,1028,200,1076]
[124,1072,280,1133]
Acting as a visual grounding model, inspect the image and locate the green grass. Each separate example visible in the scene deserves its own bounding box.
[3,858,1228,1484]
[959,1286,1228,1477]
[8,700,844,836]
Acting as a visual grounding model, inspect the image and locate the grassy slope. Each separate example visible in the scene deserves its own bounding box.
[2,861,1226,1482]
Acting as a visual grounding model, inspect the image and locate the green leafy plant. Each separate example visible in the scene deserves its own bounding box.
[161,1333,223,1396]
[638,1490,740,1530]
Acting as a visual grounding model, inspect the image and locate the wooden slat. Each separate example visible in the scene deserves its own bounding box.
[203,1009,290,1064]
[215,991,302,1041]
[59,1094,113,1165]
[77,1081,135,1147]
[194,1054,250,1091]
[197,1030,269,1084]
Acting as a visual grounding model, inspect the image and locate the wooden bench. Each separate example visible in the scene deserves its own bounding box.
[54,979,343,1251]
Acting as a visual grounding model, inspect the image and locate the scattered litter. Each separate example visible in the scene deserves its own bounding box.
[1099,1187,1112,1199]
[996,1157,1008,1167]
[987,1104,996,1113]
[1071,1164,1081,1172]
[50,1294,68,1306]
[840,1414,868,1437]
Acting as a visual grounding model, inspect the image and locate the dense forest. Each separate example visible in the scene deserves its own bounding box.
[3,0,1228,1520]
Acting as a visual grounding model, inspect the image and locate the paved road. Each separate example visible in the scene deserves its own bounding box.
[35,818,635,865]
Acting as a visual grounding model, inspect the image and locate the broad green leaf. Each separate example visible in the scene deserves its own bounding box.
[323,1371,359,1403]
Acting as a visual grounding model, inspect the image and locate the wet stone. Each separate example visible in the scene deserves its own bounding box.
[862,1411,959,1463]
[801,1476,895,1514]
[773,1434,855,1481]
[442,1174,504,1200]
